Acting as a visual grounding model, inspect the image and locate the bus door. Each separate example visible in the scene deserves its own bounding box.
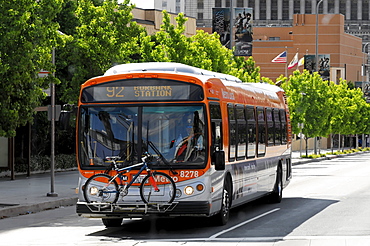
[209,102,225,209]
[209,102,223,160]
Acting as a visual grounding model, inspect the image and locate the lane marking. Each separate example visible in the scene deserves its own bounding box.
[208,208,280,239]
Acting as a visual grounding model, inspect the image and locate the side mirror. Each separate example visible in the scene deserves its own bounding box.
[59,104,77,130]
[59,111,71,130]
[212,150,225,171]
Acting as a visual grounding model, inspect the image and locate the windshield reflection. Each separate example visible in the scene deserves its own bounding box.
[79,105,206,168]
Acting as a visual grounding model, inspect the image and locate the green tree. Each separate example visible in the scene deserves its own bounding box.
[0,0,63,137]
[283,70,332,138]
[56,0,145,104]
[139,11,261,83]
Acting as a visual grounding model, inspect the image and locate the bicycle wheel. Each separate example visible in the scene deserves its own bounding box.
[139,172,176,204]
[83,174,119,204]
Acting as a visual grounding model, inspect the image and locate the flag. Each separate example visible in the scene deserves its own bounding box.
[298,57,305,67]
[271,51,287,63]
[288,52,299,69]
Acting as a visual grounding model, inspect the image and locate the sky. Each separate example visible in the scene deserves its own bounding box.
[129,0,154,9]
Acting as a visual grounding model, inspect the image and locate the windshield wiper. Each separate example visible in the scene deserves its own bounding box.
[147,141,178,175]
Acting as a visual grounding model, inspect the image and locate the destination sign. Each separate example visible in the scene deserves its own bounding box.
[81,79,204,102]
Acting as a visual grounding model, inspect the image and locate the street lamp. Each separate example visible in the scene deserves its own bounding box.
[314,0,323,155]
[362,42,369,149]
[363,42,369,80]
[315,0,323,73]
[47,30,65,197]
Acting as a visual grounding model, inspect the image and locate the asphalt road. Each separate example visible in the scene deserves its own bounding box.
[0,153,369,246]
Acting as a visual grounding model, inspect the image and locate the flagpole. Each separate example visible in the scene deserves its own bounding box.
[295,48,299,70]
[285,46,288,78]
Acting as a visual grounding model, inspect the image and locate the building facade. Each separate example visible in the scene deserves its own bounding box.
[186,0,370,44]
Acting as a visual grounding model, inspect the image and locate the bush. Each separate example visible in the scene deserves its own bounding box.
[302,154,326,159]
[28,154,77,172]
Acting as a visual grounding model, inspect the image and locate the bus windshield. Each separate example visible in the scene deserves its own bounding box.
[78,105,206,169]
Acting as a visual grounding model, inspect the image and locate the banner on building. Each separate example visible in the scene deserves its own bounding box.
[212,7,253,56]
[212,8,231,48]
[304,54,330,80]
[234,8,253,56]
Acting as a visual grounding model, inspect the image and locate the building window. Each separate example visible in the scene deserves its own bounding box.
[269,37,280,40]
[351,0,357,20]
[305,0,311,14]
[271,0,278,20]
[363,0,369,20]
[260,0,266,20]
[339,0,346,16]
[197,12,203,20]
[215,0,221,8]
[197,0,204,9]
[282,0,290,20]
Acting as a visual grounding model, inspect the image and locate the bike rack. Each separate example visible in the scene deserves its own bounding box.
[81,201,178,214]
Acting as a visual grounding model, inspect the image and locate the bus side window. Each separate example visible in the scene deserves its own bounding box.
[257,107,266,157]
[273,108,281,145]
[228,104,236,162]
[266,108,274,146]
[246,106,256,158]
[236,105,246,160]
[280,109,287,145]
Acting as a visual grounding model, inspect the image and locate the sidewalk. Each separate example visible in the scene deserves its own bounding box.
[0,149,361,219]
[0,171,79,219]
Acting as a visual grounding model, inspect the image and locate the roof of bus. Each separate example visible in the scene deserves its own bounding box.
[104,62,243,83]
[102,62,285,98]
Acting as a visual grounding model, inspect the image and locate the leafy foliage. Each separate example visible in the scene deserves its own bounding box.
[283,70,370,138]
[56,0,145,104]
[138,11,262,83]
[0,0,63,137]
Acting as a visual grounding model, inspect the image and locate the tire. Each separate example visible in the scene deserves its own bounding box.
[139,172,176,204]
[102,218,122,227]
[213,178,231,226]
[267,165,283,203]
[83,174,119,204]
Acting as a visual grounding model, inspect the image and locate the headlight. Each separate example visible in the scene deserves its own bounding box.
[184,186,194,195]
[89,186,99,195]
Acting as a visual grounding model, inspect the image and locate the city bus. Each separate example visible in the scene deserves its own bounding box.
[75,62,292,227]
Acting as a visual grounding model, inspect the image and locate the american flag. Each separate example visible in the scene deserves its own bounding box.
[271,51,287,63]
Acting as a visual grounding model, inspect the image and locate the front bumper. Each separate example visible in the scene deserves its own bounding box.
[76,201,211,218]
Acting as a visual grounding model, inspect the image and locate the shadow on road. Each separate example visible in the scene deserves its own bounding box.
[87,196,338,242]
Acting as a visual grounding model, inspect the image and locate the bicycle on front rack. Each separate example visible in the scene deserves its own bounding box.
[83,153,176,206]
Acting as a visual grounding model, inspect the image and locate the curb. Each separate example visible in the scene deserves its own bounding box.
[0,197,77,219]
[292,150,369,166]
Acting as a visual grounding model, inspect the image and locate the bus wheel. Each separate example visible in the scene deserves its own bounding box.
[102,218,122,227]
[213,178,231,226]
[267,165,283,203]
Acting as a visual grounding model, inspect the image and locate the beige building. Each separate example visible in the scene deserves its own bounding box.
[132,7,196,36]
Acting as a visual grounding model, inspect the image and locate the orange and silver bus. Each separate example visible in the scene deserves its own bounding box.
[76,62,292,226]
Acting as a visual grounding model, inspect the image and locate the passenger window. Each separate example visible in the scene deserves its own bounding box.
[246,106,256,158]
[280,110,287,145]
[236,106,246,160]
[228,104,236,161]
[266,108,274,146]
[257,107,266,157]
[273,109,281,145]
